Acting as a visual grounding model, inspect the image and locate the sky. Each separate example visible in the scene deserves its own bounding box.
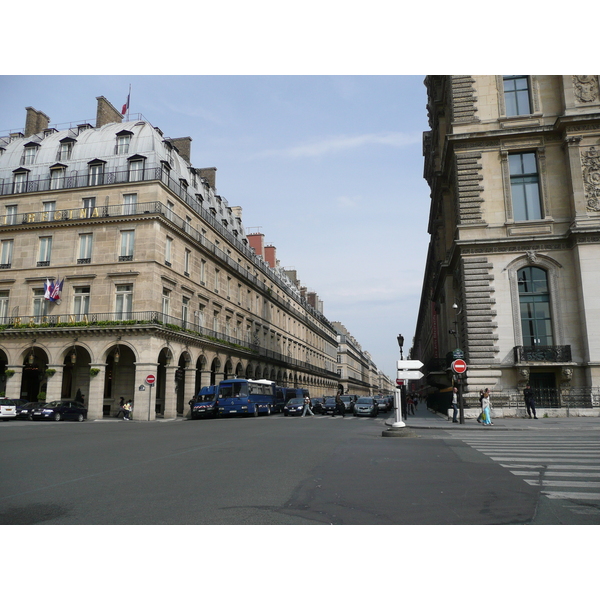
[0,74,430,379]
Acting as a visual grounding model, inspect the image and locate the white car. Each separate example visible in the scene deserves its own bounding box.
[0,398,17,421]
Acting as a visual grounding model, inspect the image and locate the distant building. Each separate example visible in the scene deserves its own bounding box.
[0,97,340,419]
[414,76,600,406]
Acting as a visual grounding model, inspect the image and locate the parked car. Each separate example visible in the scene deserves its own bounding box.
[0,398,18,421]
[31,401,88,422]
[374,397,391,412]
[322,397,338,415]
[340,395,357,413]
[283,397,306,416]
[190,386,219,419]
[16,401,46,420]
[310,397,324,414]
[353,397,379,417]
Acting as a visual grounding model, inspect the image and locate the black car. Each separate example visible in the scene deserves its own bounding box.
[283,398,307,416]
[374,397,391,412]
[322,397,339,415]
[310,397,324,414]
[31,401,88,422]
[353,397,379,417]
[16,401,46,420]
[340,395,357,412]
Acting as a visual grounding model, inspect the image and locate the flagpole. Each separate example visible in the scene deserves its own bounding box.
[127,84,131,120]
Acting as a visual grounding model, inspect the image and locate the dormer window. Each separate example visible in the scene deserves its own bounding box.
[58,138,75,161]
[13,168,29,194]
[116,131,132,155]
[88,159,106,186]
[127,154,146,182]
[21,143,39,165]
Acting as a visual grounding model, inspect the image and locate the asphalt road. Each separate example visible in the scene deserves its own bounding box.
[0,411,555,525]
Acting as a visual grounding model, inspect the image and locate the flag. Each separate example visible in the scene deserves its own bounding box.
[121,88,130,115]
[50,278,64,302]
[44,278,53,300]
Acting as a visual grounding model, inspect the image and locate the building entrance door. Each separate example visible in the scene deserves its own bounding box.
[530,372,559,407]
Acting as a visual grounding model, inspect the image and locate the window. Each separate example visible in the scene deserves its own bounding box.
[166,201,174,221]
[165,236,172,266]
[518,267,553,346]
[0,291,8,324]
[509,153,542,221]
[200,259,206,284]
[43,201,56,222]
[58,141,73,161]
[22,145,38,165]
[88,162,104,186]
[5,205,17,225]
[50,166,65,190]
[13,171,28,194]
[123,193,137,216]
[116,134,131,155]
[197,305,204,329]
[78,233,93,264]
[115,284,133,319]
[182,296,189,328]
[503,76,531,117]
[215,268,220,293]
[33,289,48,323]
[83,197,96,218]
[162,288,171,318]
[73,286,90,319]
[128,159,144,182]
[184,249,191,276]
[38,236,52,267]
[0,240,13,268]
[119,231,134,261]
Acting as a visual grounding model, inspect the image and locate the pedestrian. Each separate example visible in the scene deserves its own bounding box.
[301,396,314,417]
[122,400,132,420]
[523,384,537,419]
[451,387,459,423]
[115,396,125,419]
[407,394,415,415]
[334,393,345,417]
[477,389,484,423]
[481,389,493,425]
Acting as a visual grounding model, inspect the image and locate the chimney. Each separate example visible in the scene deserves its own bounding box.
[247,233,265,258]
[25,107,50,137]
[265,245,277,268]
[96,96,124,128]
[199,167,217,189]
[170,137,192,164]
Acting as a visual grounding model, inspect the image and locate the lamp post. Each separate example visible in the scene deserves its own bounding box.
[451,303,465,424]
[392,334,406,428]
[397,334,404,360]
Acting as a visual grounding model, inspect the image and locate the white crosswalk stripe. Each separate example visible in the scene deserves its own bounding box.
[449,432,600,507]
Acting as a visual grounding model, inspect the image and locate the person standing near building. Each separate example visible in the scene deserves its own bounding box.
[122,400,132,420]
[451,387,459,423]
[481,389,492,425]
[524,385,537,419]
[115,397,125,419]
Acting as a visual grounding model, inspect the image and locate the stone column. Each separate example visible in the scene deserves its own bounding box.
[163,365,178,419]
[563,136,589,222]
[182,367,195,419]
[4,365,23,399]
[87,364,106,420]
[45,364,64,404]
[132,362,159,421]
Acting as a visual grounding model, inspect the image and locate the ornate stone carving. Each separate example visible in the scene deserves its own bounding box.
[573,76,599,103]
[526,250,538,264]
[581,146,600,211]
[518,367,530,385]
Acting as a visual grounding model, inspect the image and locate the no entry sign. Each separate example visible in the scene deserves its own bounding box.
[145,374,156,385]
[451,359,467,374]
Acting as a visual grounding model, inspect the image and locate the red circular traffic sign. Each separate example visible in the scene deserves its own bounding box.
[451,359,467,374]
[145,374,156,385]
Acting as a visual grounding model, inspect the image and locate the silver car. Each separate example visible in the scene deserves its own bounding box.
[353,397,378,417]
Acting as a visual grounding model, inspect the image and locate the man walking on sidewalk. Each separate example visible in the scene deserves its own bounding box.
[524,385,537,419]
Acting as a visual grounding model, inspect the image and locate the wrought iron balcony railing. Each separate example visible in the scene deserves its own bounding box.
[514,345,572,363]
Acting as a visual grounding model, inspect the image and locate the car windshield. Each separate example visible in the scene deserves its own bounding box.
[324,398,336,405]
[44,401,62,407]
[219,382,248,399]
[1,399,15,406]
[286,398,302,405]
[357,398,373,404]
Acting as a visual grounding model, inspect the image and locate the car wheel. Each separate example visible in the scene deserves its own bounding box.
[54,413,61,422]
[77,414,84,422]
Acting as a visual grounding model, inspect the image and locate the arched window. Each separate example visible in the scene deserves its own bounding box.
[518,266,553,346]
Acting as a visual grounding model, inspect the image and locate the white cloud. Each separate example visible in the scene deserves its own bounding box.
[252,131,421,159]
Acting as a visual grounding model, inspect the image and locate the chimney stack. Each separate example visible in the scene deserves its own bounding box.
[199,167,217,189]
[170,137,192,164]
[265,245,277,268]
[247,232,265,258]
[25,107,50,137]
[96,96,124,128]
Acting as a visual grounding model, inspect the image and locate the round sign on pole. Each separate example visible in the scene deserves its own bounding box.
[145,374,156,385]
[451,359,467,374]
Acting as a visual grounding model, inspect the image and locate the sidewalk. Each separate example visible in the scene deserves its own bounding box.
[385,407,600,431]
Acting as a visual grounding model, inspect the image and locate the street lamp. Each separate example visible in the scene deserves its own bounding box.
[397,334,404,360]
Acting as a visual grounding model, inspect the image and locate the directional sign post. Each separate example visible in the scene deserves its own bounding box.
[145,374,156,420]
[391,360,424,428]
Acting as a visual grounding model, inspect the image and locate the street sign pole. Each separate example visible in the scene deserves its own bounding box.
[451,360,468,424]
[392,383,405,428]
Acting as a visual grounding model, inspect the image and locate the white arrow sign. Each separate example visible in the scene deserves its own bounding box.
[397,359,424,370]
[397,370,424,380]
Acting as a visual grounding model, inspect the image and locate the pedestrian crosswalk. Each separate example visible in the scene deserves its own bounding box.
[448,432,600,506]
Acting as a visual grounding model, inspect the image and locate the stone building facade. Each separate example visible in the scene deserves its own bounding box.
[414,76,600,405]
[0,97,340,420]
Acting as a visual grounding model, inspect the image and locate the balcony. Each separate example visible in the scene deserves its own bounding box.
[514,345,572,363]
